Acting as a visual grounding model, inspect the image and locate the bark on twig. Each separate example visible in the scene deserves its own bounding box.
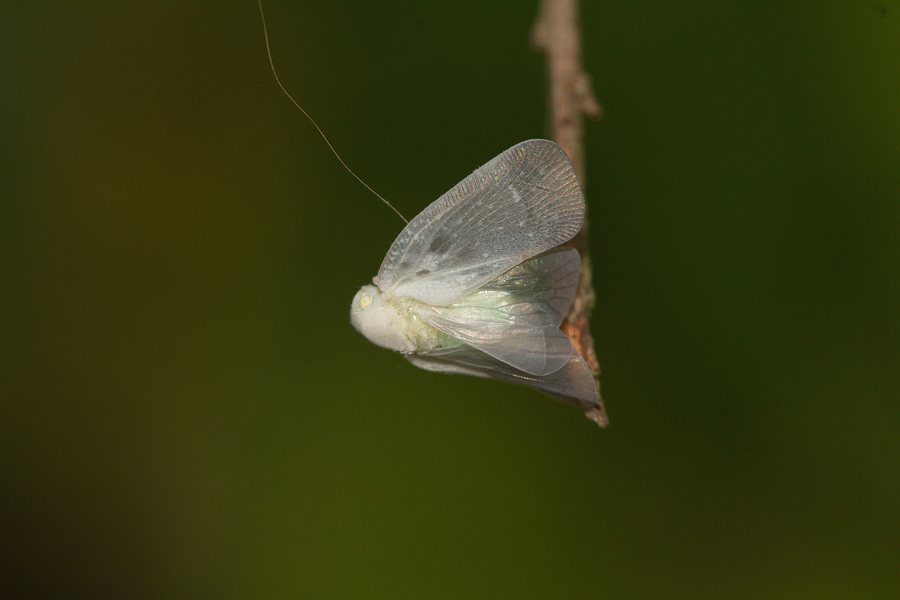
[532,0,607,426]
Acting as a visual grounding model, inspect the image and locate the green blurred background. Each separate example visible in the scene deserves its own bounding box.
[2,1,899,598]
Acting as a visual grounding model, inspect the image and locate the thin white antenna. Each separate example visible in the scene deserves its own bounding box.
[256,0,408,224]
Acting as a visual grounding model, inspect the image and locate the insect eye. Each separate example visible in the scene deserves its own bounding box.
[359,295,372,309]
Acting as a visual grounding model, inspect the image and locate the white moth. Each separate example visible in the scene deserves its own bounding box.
[350,139,602,421]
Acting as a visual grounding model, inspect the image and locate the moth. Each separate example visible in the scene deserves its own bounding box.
[350,140,603,423]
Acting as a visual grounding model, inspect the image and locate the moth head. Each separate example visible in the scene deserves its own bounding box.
[350,284,416,353]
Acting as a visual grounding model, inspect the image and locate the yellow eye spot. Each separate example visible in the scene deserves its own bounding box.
[359,295,372,309]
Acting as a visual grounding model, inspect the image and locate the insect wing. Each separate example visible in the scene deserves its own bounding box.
[406,344,599,407]
[376,140,585,306]
[414,248,582,376]
[475,247,580,327]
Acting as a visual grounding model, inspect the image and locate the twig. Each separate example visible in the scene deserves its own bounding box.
[531,0,607,426]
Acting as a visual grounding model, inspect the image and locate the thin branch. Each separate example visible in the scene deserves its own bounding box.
[532,0,607,427]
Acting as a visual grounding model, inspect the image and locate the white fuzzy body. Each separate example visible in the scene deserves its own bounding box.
[350,285,445,354]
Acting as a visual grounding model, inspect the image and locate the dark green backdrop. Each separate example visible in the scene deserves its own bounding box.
[2,2,898,598]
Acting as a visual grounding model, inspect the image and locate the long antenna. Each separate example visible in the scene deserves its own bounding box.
[256,0,408,224]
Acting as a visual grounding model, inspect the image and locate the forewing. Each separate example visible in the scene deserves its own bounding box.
[376,140,585,306]
[418,304,572,376]
[480,248,581,327]
[414,248,581,376]
[406,345,600,408]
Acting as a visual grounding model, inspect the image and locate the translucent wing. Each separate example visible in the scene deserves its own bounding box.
[475,247,580,327]
[414,248,581,376]
[376,140,585,306]
[406,344,600,408]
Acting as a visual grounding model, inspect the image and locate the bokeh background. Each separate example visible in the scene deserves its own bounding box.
[2,1,899,598]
